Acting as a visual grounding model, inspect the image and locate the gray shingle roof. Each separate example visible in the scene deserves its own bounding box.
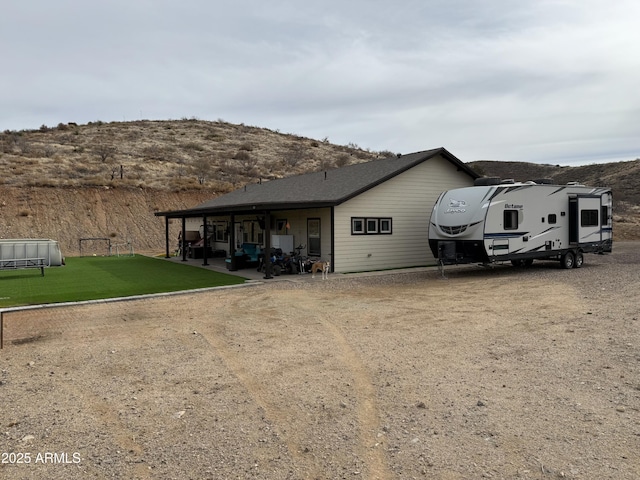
[157,148,478,217]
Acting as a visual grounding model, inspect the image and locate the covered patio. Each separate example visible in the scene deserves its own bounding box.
[163,252,325,283]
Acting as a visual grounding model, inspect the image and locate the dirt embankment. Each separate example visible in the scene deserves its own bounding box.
[0,186,215,255]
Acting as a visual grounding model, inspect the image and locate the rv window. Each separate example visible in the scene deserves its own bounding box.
[581,209,598,227]
[548,214,557,224]
[504,210,518,230]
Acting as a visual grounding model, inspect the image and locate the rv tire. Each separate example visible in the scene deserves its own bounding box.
[561,251,575,269]
[574,251,584,268]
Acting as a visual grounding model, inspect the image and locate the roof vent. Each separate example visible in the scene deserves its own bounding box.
[500,178,515,184]
[474,177,501,186]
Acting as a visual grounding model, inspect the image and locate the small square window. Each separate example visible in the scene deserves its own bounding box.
[366,218,378,233]
[380,218,392,234]
[548,214,557,224]
[351,218,365,234]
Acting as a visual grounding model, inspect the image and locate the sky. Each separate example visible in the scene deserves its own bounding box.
[1,1,639,166]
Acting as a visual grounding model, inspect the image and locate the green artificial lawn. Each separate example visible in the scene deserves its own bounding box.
[0,255,246,308]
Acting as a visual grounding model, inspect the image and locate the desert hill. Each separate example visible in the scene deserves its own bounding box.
[0,120,637,255]
[0,119,386,255]
[468,159,639,205]
[468,160,640,240]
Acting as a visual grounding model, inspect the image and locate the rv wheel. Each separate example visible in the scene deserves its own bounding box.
[511,259,525,267]
[561,251,575,269]
[574,251,584,268]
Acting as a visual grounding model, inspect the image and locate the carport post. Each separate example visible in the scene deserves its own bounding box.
[263,210,272,279]
[202,215,209,266]
[181,218,187,261]
[164,216,171,258]
[228,214,237,271]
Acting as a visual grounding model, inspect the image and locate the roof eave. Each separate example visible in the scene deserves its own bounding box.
[155,200,338,218]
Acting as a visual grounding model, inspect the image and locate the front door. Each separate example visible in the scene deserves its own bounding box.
[307,218,321,257]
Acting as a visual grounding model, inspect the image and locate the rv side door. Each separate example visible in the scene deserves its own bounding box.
[601,191,613,249]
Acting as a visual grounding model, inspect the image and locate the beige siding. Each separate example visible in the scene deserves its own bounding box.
[333,155,473,272]
[269,208,332,258]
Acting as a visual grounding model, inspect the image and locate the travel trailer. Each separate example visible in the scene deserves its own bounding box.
[428,179,612,269]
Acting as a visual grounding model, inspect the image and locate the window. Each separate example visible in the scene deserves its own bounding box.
[214,222,228,242]
[380,218,392,234]
[242,220,262,244]
[352,218,365,234]
[548,214,557,224]
[276,219,288,234]
[581,209,598,227]
[307,218,321,256]
[351,217,392,235]
[504,210,518,230]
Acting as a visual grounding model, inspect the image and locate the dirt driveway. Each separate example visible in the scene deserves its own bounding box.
[1,243,639,479]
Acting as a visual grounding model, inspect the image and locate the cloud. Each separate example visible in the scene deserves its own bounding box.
[1,0,639,165]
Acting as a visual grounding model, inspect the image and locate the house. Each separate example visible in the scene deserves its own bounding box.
[155,148,479,274]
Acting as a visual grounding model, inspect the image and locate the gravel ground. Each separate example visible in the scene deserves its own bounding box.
[1,242,639,480]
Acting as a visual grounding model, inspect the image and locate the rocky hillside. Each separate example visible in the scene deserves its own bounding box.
[0,119,386,191]
[0,119,388,255]
[0,120,637,256]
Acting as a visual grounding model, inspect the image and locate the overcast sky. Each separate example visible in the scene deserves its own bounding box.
[2,1,639,165]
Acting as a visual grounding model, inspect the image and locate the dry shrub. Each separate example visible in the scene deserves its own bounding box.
[181,141,205,152]
[26,178,60,188]
[335,153,351,168]
[204,133,225,142]
[233,150,251,161]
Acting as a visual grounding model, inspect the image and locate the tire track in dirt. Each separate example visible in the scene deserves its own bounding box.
[66,384,151,479]
[284,287,391,479]
[316,314,391,480]
[198,322,323,479]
